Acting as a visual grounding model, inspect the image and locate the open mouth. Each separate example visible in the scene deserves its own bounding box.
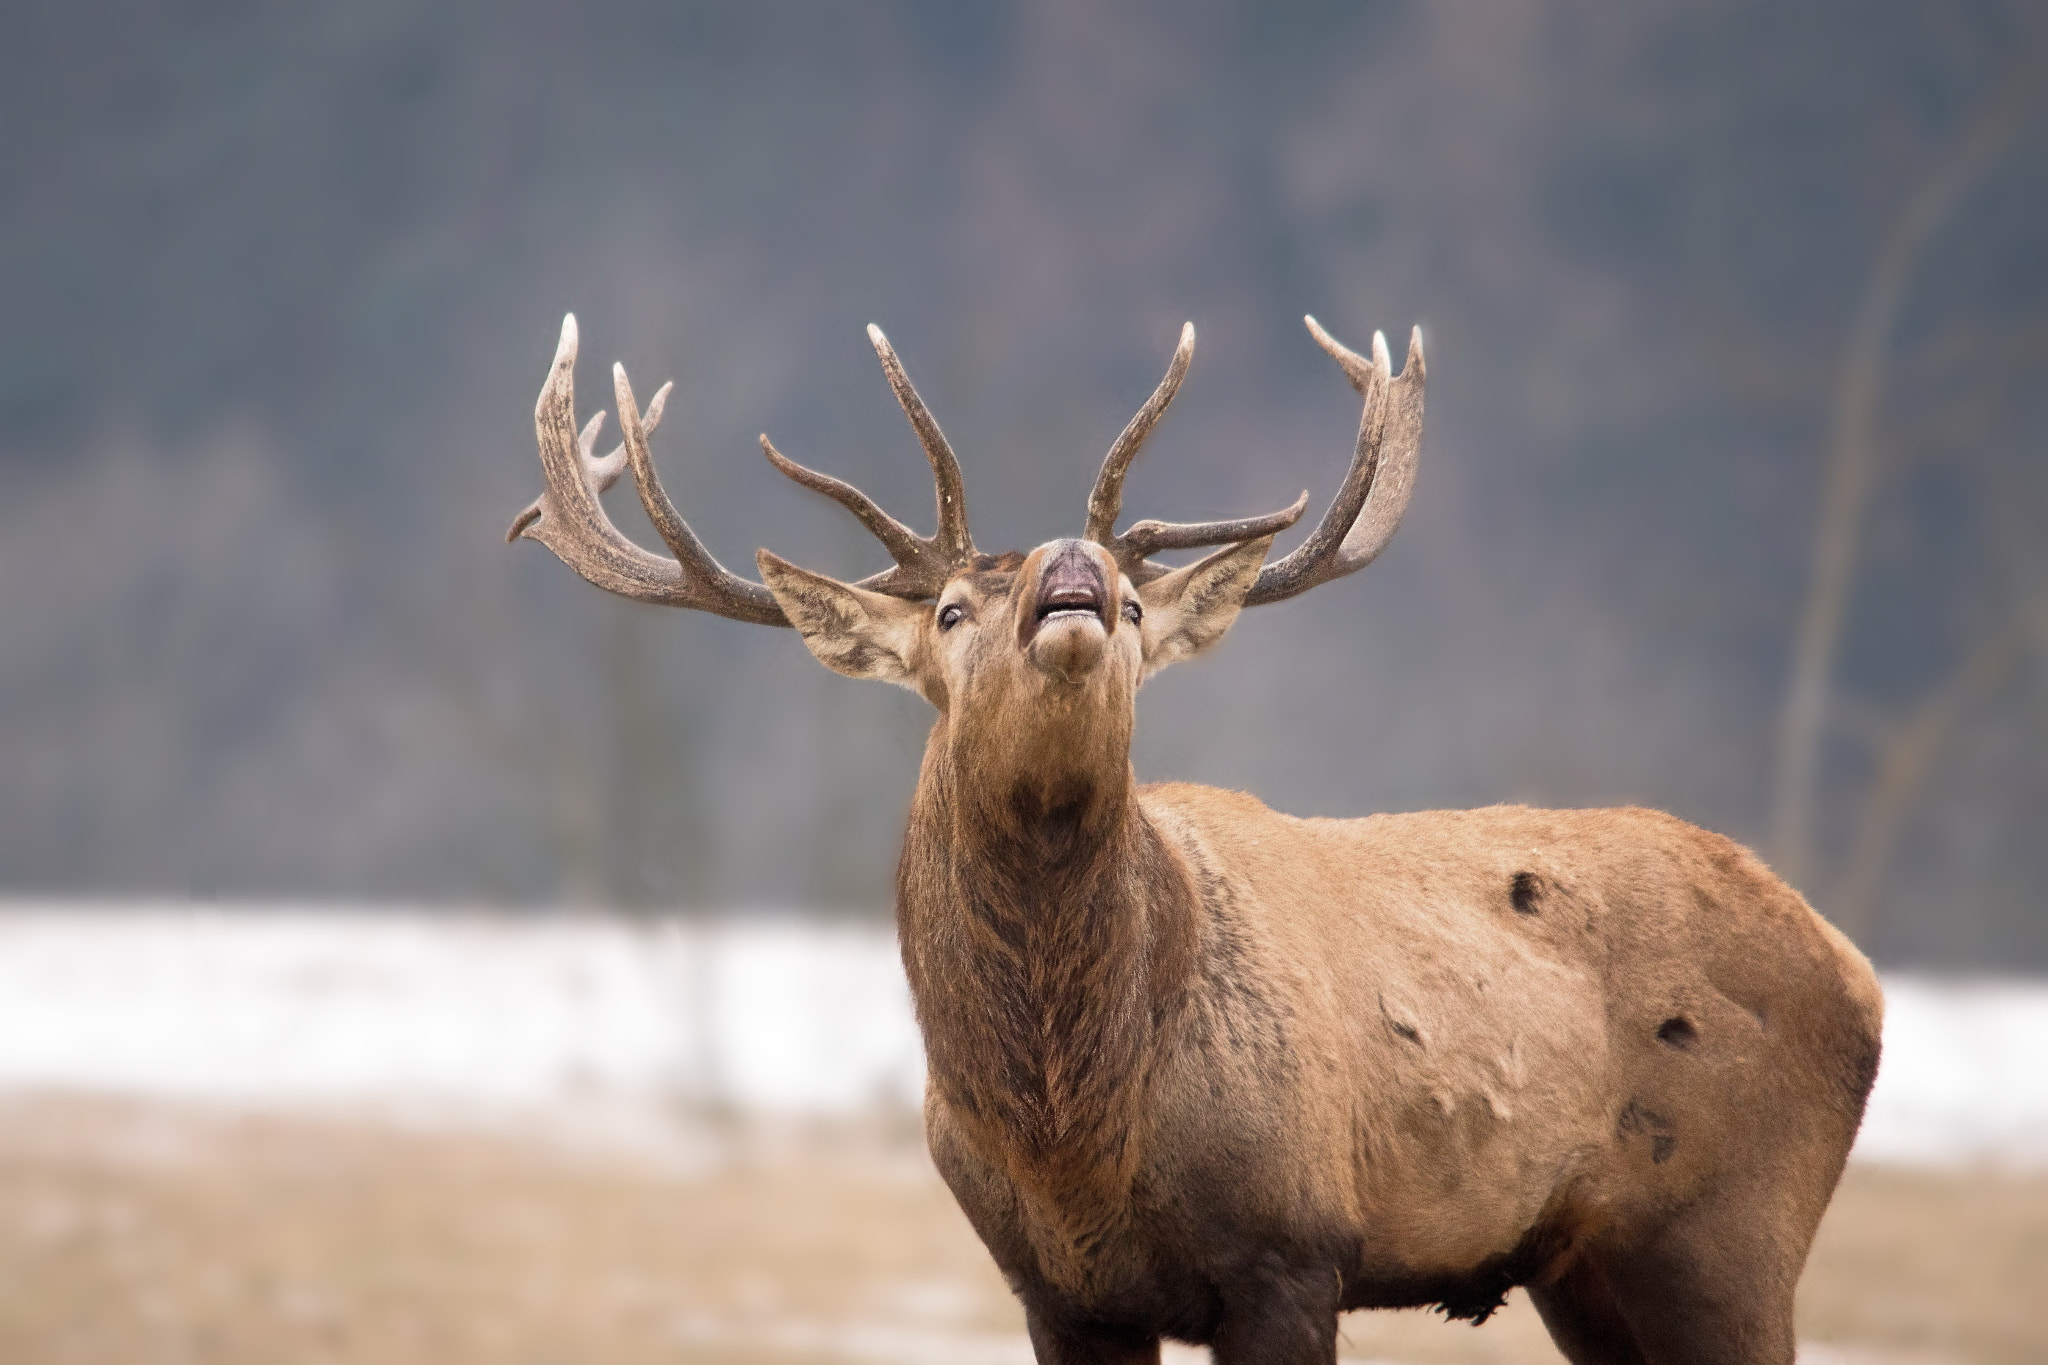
[1033,551,1108,629]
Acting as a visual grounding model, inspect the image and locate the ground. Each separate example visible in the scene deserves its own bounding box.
[0,1095,2039,1365]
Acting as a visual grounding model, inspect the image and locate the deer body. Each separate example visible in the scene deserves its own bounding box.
[511,312,1882,1364]
[908,777,1880,1357]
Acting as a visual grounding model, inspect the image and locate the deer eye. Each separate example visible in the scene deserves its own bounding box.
[938,604,965,630]
[1121,600,1142,625]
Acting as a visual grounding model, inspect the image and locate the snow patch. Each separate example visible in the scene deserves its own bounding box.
[0,904,2040,1167]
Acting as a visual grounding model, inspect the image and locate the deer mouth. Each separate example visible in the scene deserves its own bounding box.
[1017,542,1114,676]
[1032,551,1109,631]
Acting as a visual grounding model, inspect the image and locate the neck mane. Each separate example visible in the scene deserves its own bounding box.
[896,722,1199,1232]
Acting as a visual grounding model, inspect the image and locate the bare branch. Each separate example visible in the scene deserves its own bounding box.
[1827,631,2017,943]
[1770,57,2041,885]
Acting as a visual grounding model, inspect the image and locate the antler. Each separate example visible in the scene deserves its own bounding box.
[508,315,980,621]
[514,313,1418,616]
[1243,318,1424,605]
[752,324,979,599]
[1084,323,1311,586]
[1084,317,1424,602]
[508,314,785,623]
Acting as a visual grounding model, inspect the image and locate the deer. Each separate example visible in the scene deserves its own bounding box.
[508,310,1884,1365]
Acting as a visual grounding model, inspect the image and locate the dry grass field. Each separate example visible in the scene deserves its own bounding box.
[0,1095,2039,1365]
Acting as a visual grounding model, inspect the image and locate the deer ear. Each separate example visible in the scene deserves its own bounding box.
[757,550,927,688]
[1135,536,1273,679]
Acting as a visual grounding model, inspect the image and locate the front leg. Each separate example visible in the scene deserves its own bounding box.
[929,1107,1155,1363]
[1026,1309,1160,1365]
[1210,1255,1342,1365]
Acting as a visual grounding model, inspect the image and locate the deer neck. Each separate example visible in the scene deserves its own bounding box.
[896,708,1198,1222]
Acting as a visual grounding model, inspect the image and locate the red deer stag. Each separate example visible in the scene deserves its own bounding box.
[509,312,1884,1365]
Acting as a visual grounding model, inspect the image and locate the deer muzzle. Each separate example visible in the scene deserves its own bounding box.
[1021,540,1113,681]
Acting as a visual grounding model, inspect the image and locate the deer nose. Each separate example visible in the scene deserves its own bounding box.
[1040,544,1105,618]
[1030,541,1109,628]
[1019,540,1113,679]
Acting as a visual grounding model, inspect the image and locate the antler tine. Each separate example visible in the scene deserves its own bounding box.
[508,314,787,625]
[584,381,673,491]
[1087,316,1420,593]
[1329,325,1424,566]
[867,324,975,564]
[1086,322,1310,581]
[1238,320,1423,607]
[612,362,783,622]
[1303,314,1377,395]
[1086,321,1196,545]
[505,374,669,544]
[757,434,957,599]
[1114,493,1312,582]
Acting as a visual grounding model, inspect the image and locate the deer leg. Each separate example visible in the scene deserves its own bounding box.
[1597,1203,1807,1365]
[1608,1262,1798,1365]
[1209,1258,1342,1365]
[1602,1117,1854,1365]
[1023,1311,1160,1365]
[1528,1258,1652,1365]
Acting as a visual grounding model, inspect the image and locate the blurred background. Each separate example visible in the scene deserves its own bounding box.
[2,0,2042,955]
[2,1,2046,1362]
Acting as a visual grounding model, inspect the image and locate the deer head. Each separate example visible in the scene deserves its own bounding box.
[508,314,1424,802]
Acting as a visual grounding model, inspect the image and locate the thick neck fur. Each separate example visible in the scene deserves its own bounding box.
[896,692,1199,1242]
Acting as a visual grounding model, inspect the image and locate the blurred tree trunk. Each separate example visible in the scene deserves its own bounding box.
[549,721,611,907]
[1827,631,2016,944]
[604,601,713,912]
[1769,67,2035,892]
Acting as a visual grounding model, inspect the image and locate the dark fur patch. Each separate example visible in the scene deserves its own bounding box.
[1355,1237,1533,1325]
[1510,871,1541,914]
[1837,1027,1882,1109]
[1616,1098,1676,1163]
[1615,1099,1671,1137]
[833,641,879,674]
[1437,1281,1513,1326]
[1656,1016,1698,1050]
[1189,858,1294,1060]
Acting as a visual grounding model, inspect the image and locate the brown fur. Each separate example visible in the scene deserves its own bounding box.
[755,538,1885,1365]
